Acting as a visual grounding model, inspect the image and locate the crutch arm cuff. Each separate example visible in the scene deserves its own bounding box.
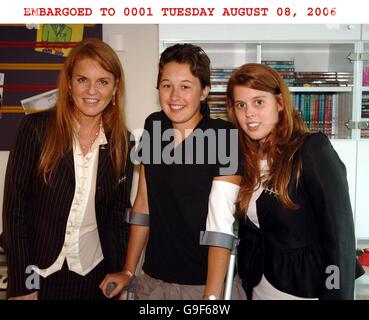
[125,208,150,226]
[199,230,239,250]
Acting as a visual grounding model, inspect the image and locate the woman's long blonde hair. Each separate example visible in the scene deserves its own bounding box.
[226,63,308,215]
[39,38,129,182]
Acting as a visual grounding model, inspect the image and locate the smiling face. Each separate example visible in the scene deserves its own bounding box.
[233,86,283,144]
[70,57,117,121]
[158,62,210,131]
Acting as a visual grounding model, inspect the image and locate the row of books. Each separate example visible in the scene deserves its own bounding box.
[262,60,295,86]
[210,68,234,87]
[208,93,228,121]
[207,92,353,139]
[362,93,369,138]
[211,64,354,88]
[294,72,353,87]
[362,94,369,118]
[293,93,352,139]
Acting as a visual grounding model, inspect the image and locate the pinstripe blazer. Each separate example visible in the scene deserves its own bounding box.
[2,110,133,297]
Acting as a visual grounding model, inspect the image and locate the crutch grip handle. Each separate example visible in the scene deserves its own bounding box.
[106,275,138,297]
[106,282,117,296]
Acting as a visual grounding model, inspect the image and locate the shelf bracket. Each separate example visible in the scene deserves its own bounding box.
[347,52,369,63]
[358,121,369,130]
[345,120,369,130]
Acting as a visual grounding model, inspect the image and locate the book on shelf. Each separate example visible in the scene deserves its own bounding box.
[262,60,295,65]
[361,129,369,138]
[294,82,353,87]
[262,60,295,70]
[278,71,295,78]
[211,68,234,72]
[211,81,229,86]
[293,71,353,87]
[292,92,352,138]
[265,65,295,71]
[362,94,369,119]
[262,60,297,85]
[208,91,228,120]
[210,68,234,90]
[208,94,226,99]
[295,74,353,79]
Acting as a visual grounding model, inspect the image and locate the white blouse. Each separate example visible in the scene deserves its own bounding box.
[35,126,107,277]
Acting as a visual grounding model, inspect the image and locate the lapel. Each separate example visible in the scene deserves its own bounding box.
[62,150,76,186]
[97,143,111,179]
[256,188,276,226]
[96,143,113,205]
[64,150,74,171]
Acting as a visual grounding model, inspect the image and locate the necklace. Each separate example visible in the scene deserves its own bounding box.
[80,131,99,152]
[78,121,101,153]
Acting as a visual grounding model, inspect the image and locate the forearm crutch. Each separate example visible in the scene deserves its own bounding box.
[105,209,149,299]
[200,230,239,300]
[223,240,238,300]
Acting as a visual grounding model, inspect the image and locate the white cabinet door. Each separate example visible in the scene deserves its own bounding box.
[356,140,369,239]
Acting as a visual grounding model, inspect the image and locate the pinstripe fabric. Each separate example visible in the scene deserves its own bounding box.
[38,261,107,300]
[2,109,133,298]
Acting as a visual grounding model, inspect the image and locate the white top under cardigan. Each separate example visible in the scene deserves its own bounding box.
[35,126,107,277]
[247,160,317,300]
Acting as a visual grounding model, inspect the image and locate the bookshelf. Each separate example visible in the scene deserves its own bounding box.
[159,24,369,297]
[160,39,357,140]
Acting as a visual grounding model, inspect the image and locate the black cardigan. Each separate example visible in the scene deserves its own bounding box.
[237,133,364,300]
